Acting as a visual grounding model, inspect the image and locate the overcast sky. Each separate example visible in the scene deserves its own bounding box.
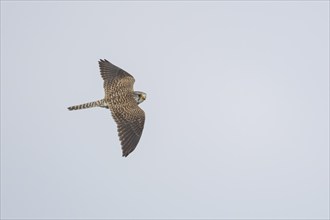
[1,1,329,219]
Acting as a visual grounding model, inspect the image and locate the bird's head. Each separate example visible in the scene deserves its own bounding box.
[134,91,147,105]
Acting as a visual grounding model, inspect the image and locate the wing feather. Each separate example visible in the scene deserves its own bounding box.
[112,106,145,157]
[98,59,134,82]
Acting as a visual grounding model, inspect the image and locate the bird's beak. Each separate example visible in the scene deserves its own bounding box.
[142,94,146,100]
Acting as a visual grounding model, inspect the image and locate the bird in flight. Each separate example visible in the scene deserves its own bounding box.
[68,59,146,157]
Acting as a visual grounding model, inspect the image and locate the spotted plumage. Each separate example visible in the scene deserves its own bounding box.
[68,59,146,157]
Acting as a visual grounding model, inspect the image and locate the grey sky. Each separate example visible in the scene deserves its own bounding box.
[1,1,329,219]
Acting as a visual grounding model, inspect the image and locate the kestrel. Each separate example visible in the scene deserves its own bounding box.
[68,59,146,157]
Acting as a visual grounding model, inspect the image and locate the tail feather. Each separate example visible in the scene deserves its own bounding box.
[68,99,106,111]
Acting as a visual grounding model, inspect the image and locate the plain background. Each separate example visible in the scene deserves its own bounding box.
[1,1,329,219]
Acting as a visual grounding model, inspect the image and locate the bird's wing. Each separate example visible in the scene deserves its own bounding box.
[110,99,145,157]
[98,59,134,83]
[99,59,136,100]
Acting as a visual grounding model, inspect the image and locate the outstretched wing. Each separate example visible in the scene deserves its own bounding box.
[99,59,135,99]
[111,103,145,157]
[98,59,134,83]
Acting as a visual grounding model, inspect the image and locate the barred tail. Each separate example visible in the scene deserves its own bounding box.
[67,99,106,111]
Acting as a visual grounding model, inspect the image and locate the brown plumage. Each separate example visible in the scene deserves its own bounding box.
[68,59,146,157]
